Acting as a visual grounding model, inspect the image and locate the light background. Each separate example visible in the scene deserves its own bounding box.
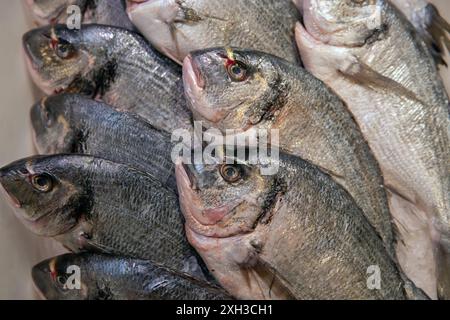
[0,0,448,299]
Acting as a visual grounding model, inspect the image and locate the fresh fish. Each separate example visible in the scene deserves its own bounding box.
[31,93,177,192]
[22,24,192,133]
[126,0,301,65]
[175,151,427,299]
[183,48,396,259]
[25,0,135,31]
[32,253,231,300]
[0,155,206,280]
[295,0,449,299]
[389,0,450,65]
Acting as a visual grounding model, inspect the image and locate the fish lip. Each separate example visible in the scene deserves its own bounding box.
[183,55,227,123]
[0,183,22,209]
[176,161,249,238]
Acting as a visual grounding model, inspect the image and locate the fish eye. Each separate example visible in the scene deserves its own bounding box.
[227,61,248,82]
[55,40,76,59]
[31,173,54,193]
[219,164,243,183]
[56,275,67,286]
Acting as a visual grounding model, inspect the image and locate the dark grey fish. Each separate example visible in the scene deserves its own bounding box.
[0,155,206,280]
[23,24,192,133]
[31,93,177,192]
[176,151,427,300]
[389,0,450,65]
[32,253,231,300]
[25,0,135,31]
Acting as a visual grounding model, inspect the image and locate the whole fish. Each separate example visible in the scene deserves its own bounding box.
[175,152,426,299]
[389,0,450,65]
[295,0,449,299]
[25,0,135,31]
[126,0,301,65]
[31,93,177,192]
[22,24,192,133]
[183,48,396,258]
[0,155,206,280]
[32,253,231,300]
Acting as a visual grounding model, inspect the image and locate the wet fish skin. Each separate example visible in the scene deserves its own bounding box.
[127,0,301,65]
[389,0,450,65]
[26,0,135,31]
[184,48,396,258]
[176,151,423,300]
[32,253,231,300]
[22,24,192,133]
[295,0,449,299]
[0,154,205,279]
[31,93,177,192]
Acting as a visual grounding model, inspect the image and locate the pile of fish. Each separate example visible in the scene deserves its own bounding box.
[0,0,448,300]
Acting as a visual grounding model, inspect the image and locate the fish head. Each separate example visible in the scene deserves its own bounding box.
[25,0,85,26]
[0,156,88,236]
[32,254,89,300]
[176,154,276,238]
[22,25,95,95]
[183,48,280,131]
[127,0,224,64]
[175,153,291,299]
[31,94,78,154]
[299,0,385,46]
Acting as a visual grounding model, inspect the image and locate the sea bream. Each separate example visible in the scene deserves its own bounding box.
[175,151,427,299]
[183,48,396,258]
[0,154,207,280]
[295,0,449,298]
[126,0,301,65]
[22,24,192,133]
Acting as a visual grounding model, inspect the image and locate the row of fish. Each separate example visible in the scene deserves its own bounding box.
[0,0,447,299]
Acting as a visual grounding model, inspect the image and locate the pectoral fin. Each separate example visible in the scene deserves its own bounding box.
[338,55,425,106]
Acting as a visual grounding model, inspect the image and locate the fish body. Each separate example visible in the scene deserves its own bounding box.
[175,152,424,299]
[23,24,192,133]
[31,93,177,192]
[126,0,301,65]
[25,0,135,31]
[295,0,450,298]
[32,253,230,300]
[0,155,205,279]
[183,48,396,258]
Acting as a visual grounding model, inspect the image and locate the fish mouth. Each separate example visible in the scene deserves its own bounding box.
[183,55,227,124]
[0,182,22,209]
[175,160,248,238]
